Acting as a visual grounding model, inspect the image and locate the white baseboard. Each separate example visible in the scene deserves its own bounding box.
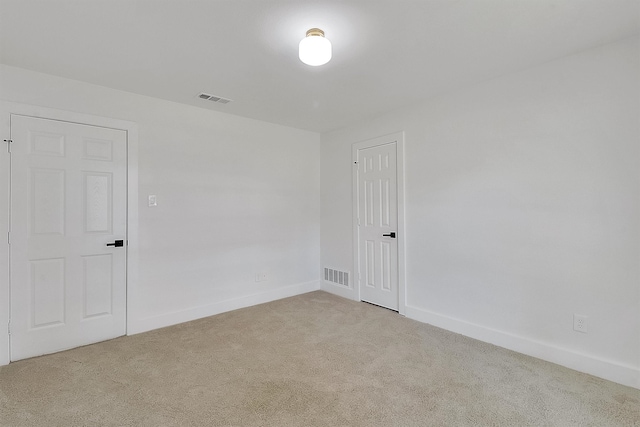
[405,305,640,390]
[0,343,8,366]
[320,281,357,300]
[128,280,320,335]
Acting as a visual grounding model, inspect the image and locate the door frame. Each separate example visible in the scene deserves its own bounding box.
[0,101,139,365]
[352,131,406,315]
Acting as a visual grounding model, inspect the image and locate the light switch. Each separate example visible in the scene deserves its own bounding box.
[148,195,157,207]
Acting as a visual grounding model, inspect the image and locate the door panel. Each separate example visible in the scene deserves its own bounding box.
[10,115,127,361]
[357,142,398,310]
[31,168,66,235]
[30,258,65,328]
[82,254,113,318]
[84,172,112,233]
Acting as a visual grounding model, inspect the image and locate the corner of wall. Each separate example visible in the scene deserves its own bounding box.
[320,281,358,301]
[1,104,11,366]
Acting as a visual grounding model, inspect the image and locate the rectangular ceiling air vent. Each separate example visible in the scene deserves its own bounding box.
[198,93,232,105]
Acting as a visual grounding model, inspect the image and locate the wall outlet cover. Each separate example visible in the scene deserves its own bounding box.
[573,314,588,333]
[255,272,269,282]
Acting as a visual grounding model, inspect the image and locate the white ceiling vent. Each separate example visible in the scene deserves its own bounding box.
[198,93,232,104]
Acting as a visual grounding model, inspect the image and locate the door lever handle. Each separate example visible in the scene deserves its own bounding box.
[106,239,124,247]
[382,232,396,238]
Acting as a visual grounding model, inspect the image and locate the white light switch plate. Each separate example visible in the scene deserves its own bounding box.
[148,195,157,207]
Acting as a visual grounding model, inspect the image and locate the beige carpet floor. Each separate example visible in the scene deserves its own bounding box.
[0,291,638,426]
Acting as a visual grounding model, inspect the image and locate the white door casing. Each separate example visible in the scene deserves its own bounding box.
[10,114,127,360]
[353,132,405,313]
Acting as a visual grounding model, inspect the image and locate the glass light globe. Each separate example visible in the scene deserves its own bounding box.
[299,29,332,66]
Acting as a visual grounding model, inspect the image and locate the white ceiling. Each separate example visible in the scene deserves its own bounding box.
[1,0,638,133]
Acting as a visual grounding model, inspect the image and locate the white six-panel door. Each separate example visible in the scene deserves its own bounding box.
[355,141,399,310]
[10,115,127,361]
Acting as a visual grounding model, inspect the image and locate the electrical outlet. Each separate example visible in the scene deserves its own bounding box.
[573,314,588,333]
[255,272,269,282]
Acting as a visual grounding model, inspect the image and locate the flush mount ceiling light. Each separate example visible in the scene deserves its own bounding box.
[299,28,332,66]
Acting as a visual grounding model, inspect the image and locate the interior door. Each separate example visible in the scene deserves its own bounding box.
[356,142,399,310]
[10,114,127,361]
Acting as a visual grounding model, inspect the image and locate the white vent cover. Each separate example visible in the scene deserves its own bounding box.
[198,93,232,104]
[324,267,349,287]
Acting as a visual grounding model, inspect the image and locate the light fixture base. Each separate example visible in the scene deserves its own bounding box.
[306,28,325,38]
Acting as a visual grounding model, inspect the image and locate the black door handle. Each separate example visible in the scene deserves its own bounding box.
[382,232,396,238]
[106,239,124,247]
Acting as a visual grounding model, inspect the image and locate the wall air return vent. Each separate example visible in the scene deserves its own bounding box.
[198,93,232,104]
[324,267,350,287]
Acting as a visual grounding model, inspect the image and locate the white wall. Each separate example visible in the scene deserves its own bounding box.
[320,37,640,389]
[0,65,321,364]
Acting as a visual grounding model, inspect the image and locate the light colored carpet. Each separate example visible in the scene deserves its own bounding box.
[0,291,638,426]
